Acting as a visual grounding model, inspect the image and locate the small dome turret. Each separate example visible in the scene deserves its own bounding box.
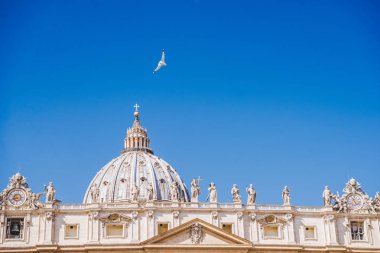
[122,104,153,154]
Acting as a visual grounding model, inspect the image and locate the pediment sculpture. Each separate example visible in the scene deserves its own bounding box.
[257,214,287,226]
[99,213,132,226]
[0,173,45,210]
[331,178,379,214]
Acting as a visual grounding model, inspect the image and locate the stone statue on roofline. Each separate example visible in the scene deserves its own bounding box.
[44,182,56,203]
[231,184,241,203]
[191,178,200,202]
[322,186,333,207]
[282,186,290,206]
[207,182,217,203]
[246,184,256,205]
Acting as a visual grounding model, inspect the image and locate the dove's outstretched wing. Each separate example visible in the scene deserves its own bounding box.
[161,50,165,62]
[153,64,162,73]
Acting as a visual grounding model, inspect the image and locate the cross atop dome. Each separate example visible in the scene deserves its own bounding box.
[134,103,140,117]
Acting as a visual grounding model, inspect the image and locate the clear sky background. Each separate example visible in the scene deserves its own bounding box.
[1,0,379,205]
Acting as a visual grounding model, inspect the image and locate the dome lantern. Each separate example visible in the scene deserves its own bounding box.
[122,104,153,154]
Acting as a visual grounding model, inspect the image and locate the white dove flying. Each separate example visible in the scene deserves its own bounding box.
[153,50,167,74]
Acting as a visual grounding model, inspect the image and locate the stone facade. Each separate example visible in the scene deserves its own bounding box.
[1,107,379,253]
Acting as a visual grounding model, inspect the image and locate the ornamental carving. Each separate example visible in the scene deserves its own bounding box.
[99,213,131,227]
[147,210,154,218]
[131,211,139,220]
[0,173,45,210]
[45,212,55,221]
[332,178,379,214]
[172,211,180,219]
[249,212,256,221]
[88,211,99,220]
[257,215,287,226]
[323,214,334,222]
[190,222,203,244]
[284,213,293,222]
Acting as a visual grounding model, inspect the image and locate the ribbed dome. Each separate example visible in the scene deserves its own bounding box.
[83,105,190,204]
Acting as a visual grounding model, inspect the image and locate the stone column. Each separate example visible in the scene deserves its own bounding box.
[24,213,31,244]
[285,214,295,243]
[323,215,337,245]
[146,210,154,239]
[249,213,258,243]
[172,211,180,228]
[211,211,219,227]
[43,212,55,244]
[0,213,4,244]
[236,212,244,237]
[131,211,139,242]
[88,212,99,242]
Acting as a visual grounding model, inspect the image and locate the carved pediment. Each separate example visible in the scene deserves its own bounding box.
[257,214,287,226]
[99,213,132,224]
[142,218,252,246]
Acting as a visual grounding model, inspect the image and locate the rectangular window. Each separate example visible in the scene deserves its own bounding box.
[6,218,24,239]
[263,225,279,238]
[304,226,316,240]
[351,221,364,241]
[64,224,79,239]
[221,223,233,233]
[157,223,168,235]
[106,224,124,238]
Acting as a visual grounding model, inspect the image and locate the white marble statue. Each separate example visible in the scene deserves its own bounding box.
[191,178,200,202]
[246,184,256,205]
[89,183,99,203]
[44,182,56,203]
[146,182,154,201]
[282,186,290,206]
[131,184,139,202]
[322,186,332,207]
[170,182,179,201]
[208,182,217,203]
[231,184,241,203]
[117,179,127,199]
[374,192,380,211]
[100,181,109,203]
[30,192,44,209]
[343,178,362,194]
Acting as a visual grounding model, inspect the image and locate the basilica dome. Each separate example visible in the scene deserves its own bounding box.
[83,108,190,204]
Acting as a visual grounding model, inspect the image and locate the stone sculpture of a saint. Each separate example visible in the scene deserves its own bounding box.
[44,182,56,203]
[146,182,154,201]
[191,178,200,202]
[131,184,139,202]
[90,183,99,203]
[100,181,109,203]
[246,184,256,205]
[282,186,290,206]
[208,182,217,203]
[170,182,179,201]
[322,186,332,207]
[231,184,241,203]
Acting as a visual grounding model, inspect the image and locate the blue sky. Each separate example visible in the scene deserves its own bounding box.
[1,0,379,205]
